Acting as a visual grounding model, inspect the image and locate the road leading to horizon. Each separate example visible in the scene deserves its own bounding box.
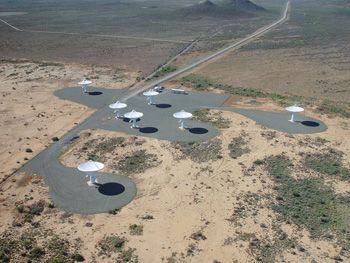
[122,0,291,101]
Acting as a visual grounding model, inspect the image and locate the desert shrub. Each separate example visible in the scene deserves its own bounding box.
[245,232,297,263]
[95,137,125,154]
[72,253,85,262]
[181,74,212,90]
[0,239,12,263]
[190,231,207,241]
[186,243,197,257]
[98,235,127,256]
[46,235,73,261]
[181,74,303,105]
[0,229,78,262]
[108,208,120,215]
[14,200,46,224]
[141,214,154,220]
[228,135,250,159]
[117,150,159,175]
[119,248,137,262]
[28,246,45,259]
[264,155,292,182]
[317,100,350,118]
[28,200,46,215]
[264,155,350,248]
[82,137,125,162]
[253,159,264,165]
[304,151,350,180]
[16,205,25,213]
[166,252,177,263]
[129,224,143,236]
[270,93,302,107]
[153,65,177,78]
[192,109,230,129]
[173,139,222,163]
[181,74,266,98]
[97,235,138,261]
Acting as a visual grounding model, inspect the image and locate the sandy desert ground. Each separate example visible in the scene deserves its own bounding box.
[1,0,350,262]
[0,57,349,263]
[190,47,350,103]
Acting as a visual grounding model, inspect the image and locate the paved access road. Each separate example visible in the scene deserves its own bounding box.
[122,1,291,101]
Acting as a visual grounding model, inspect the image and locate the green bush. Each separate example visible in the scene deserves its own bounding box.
[73,253,85,262]
[174,139,222,163]
[98,235,127,255]
[305,152,350,180]
[117,150,159,175]
[29,246,45,259]
[181,74,299,105]
[153,65,177,78]
[317,100,350,118]
[120,248,137,262]
[264,155,350,247]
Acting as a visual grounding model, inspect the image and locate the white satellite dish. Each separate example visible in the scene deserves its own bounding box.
[109,101,127,119]
[153,85,164,92]
[285,105,304,123]
[78,160,104,186]
[173,110,192,130]
[124,110,144,128]
[143,89,159,105]
[78,78,92,93]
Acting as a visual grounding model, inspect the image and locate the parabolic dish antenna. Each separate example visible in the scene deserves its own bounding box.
[124,110,144,128]
[78,78,92,93]
[173,110,192,130]
[285,105,304,123]
[143,90,159,105]
[78,160,104,186]
[153,85,164,92]
[109,101,127,118]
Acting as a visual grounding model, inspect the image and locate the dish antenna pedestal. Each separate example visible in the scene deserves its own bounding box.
[124,110,144,129]
[77,160,104,186]
[78,79,92,93]
[143,90,159,105]
[285,105,304,123]
[109,101,127,119]
[173,110,193,130]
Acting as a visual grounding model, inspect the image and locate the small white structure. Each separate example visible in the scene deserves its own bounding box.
[109,101,127,119]
[78,78,92,93]
[285,105,304,123]
[77,160,104,186]
[143,90,159,105]
[173,110,193,130]
[172,88,188,95]
[124,110,143,128]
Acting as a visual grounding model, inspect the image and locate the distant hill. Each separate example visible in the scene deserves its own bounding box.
[181,0,223,14]
[217,0,265,11]
[178,0,265,18]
